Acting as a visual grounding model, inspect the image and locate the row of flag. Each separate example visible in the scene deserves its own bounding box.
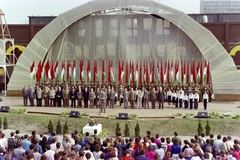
[30,59,211,87]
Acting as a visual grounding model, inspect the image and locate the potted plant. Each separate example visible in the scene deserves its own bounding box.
[172,113,183,118]
[3,116,8,130]
[233,114,240,119]
[81,113,90,118]
[222,112,232,119]
[107,114,117,119]
[209,111,220,118]
[184,113,195,118]
[63,119,69,134]
[115,122,121,136]
[124,122,130,137]
[135,121,140,137]
[129,114,138,119]
[56,120,62,134]
[61,111,70,117]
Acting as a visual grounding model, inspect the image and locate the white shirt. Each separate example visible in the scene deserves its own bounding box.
[155,148,165,160]
[189,93,194,99]
[183,95,189,101]
[172,93,177,98]
[167,91,172,96]
[178,93,184,99]
[203,93,209,102]
[194,93,199,101]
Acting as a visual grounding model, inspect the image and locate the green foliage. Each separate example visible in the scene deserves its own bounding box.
[3,116,8,130]
[98,129,109,138]
[56,120,62,134]
[63,119,69,134]
[115,122,121,136]
[197,120,203,136]
[135,121,140,137]
[61,111,70,116]
[124,122,130,137]
[47,120,54,133]
[205,119,211,136]
[9,108,27,114]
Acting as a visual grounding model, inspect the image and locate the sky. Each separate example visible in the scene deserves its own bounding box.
[1,0,200,24]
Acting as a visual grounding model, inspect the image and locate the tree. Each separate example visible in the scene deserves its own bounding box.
[135,121,140,137]
[205,119,211,136]
[63,119,69,134]
[56,120,62,134]
[0,117,2,129]
[115,122,121,136]
[47,120,54,133]
[197,120,203,136]
[3,116,8,130]
[124,122,130,137]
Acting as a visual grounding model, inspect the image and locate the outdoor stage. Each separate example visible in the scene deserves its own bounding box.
[0,97,240,118]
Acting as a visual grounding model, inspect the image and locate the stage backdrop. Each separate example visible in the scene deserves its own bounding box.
[8,0,240,95]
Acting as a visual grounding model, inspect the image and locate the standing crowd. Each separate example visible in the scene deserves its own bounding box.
[22,81,213,113]
[0,129,239,160]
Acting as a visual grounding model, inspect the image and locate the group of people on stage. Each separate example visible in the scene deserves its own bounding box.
[21,80,213,112]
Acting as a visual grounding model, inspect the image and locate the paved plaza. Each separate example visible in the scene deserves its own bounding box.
[0,96,240,118]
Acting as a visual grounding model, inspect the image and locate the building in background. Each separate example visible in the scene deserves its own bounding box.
[200,0,240,13]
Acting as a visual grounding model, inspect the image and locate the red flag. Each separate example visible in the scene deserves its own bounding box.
[140,60,142,84]
[192,60,196,84]
[44,60,50,79]
[187,60,190,84]
[36,60,42,82]
[152,61,155,83]
[93,59,97,83]
[125,61,128,83]
[160,60,163,83]
[54,60,58,80]
[79,59,83,82]
[167,60,170,85]
[118,60,121,84]
[102,58,105,84]
[200,61,203,84]
[108,59,111,83]
[206,61,210,84]
[66,60,70,81]
[146,60,149,83]
[87,59,91,83]
[50,60,55,80]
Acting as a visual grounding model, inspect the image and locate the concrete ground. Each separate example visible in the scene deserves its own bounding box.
[0,96,240,118]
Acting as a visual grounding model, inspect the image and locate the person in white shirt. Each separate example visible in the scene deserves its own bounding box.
[188,91,194,109]
[171,90,176,107]
[183,93,189,109]
[193,91,199,110]
[203,91,209,110]
[137,89,143,109]
[167,89,172,106]
[175,90,179,108]
[155,143,165,160]
[178,91,184,108]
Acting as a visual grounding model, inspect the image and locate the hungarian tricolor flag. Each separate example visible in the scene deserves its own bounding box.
[54,60,58,82]
[163,61,167,84]
[79,59,84,82]
[157,61,160,83]
[206,61,211,84]
[190,60,195,85]
[41,61,45,82]
[135,61,139,88]
[175,60,179,83]
[72,60,76,85]
[93,59,98,83]
[30,61,36,81]
[183,60,187,86]
[102,58,105,84]
[202,60,207,85]
[110,59,114,82]
[87,59,91,83]
[139,60,142,84]
[67,60,71,82]
[197,61,202,84]
[131,60,134,85]
[60,60,65,83]
[150,60,154,83]
[170,60,174,84]
[129,60,132,85]
[160,60,164,84]
[145,60,149,84]
[118,60,121,84]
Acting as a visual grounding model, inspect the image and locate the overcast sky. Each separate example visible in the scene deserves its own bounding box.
[1,0,200,24]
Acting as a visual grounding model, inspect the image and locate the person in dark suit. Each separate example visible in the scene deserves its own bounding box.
[22,85,28,106]
[158,87,165,109]
[55,86,63,107]
[70,86,77,108]
[82,86,89,108]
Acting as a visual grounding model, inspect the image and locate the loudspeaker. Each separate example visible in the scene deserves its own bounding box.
[118,113,128,119]
[197,112,208,118]
[0,106,10,112]
[69,111,80,117]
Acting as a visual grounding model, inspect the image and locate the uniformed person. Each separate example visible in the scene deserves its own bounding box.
[129,88,135,109]
[109,88,115,109]
[89,88,95,108]
[143,87,150,109]
[123,88,129,109]
[77,86,83,108]
[100,88,107,113]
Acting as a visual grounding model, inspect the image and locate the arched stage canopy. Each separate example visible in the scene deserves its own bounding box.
[8,0,240,95]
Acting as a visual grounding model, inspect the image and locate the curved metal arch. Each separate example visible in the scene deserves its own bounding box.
[8,0,240,94]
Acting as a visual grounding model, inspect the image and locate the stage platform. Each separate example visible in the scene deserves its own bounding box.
[0,97,240,118]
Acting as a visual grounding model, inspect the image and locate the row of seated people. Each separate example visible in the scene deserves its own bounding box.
[0,128,239,160]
